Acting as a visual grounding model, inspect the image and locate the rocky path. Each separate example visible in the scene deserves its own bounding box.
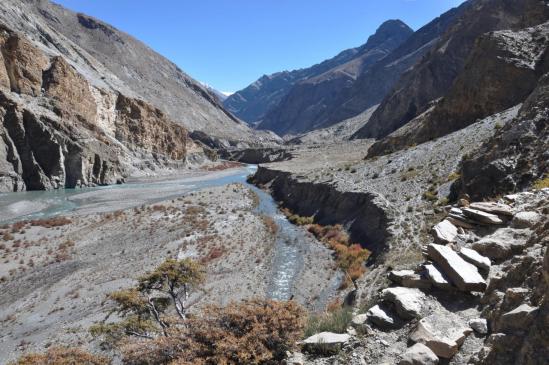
[294,188,548,364]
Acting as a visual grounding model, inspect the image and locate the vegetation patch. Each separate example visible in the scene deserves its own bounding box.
[533,175,549,190]
[87,258,305,365]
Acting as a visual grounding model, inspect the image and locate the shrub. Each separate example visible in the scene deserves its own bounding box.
[120,299,305,365]
[307,224,371,285]
[12,347,110,365]
[260,215,278,235]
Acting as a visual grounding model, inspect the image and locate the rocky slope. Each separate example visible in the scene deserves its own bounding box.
[354,0,549,142]
[225,20,412,129]
[0,25,210,192]
[0,0,277,146]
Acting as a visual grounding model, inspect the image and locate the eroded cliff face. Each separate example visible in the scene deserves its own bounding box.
[0,26,205,193]
[251,166,393,253]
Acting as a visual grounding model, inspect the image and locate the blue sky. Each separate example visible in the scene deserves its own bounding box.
[53,0,465,93]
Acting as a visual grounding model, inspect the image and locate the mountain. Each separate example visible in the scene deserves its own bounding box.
[224,20,413,130]
[0,0,276,146]
[354,0,549,145]
[256,20,414,136]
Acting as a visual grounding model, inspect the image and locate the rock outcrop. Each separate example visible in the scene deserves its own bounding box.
[457,69,549,199]
[0,25,208,192]
[0,0,275,145]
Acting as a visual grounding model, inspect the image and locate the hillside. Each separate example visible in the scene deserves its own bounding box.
[225,20,412,133]
[0,0,277,145]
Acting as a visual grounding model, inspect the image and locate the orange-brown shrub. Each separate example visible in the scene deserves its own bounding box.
[120,299,305,365]
[260,215,278,235]
[307,224,370,286]
[12,347,110,365]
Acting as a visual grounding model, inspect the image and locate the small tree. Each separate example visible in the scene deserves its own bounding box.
[91,258,205,344]
[138,258,205,320]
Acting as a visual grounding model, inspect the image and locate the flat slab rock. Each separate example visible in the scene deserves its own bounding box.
[462,208,504,225]
[424,263,453,290]
[399,343,439,365]
[432,219,458,243]
[469,202,514,217]
[388,270,431,289]
[381,287,425,319]
[427,244,486,292]
[498,304,539,332]
[459,247,491,271]
[410,312,473,359]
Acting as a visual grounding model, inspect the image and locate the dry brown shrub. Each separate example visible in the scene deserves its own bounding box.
[260,215,278,235]
[120,299,305,365]
[12,347,110,365]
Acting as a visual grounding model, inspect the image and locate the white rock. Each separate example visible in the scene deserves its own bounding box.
[366,304,396,328]
[302,332,350,346]
[424,264,452,290]
[399,343,439,365]
[469,318,488,335]
[511,211,541,229]
[381,287,425,319]
[459,247,491,271]
[462,208,504,225]
[427,244,486,292]
[389,270,431,289]
[351,313,368,327]
[410,312,472,358]
[432,220,458,243]
[469,202,514,217]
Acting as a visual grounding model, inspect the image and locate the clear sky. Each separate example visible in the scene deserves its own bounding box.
[53,0,465,94]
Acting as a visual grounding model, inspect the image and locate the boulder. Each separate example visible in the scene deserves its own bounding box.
[469,318,488,335]
[459,247,491,271]
[471,228,530,260]
[399,343,439,365]
[410,312,472,358]
[423,263,453,290]
[469,202,514,217]
[432,220,458,243]
[366,304,397,329]
[498,304,539,332]
[381,287,425,319]
[350,313,370,333]
[301,332,350,351]
[511,211,541,229]
[427,244,486,292]
[462,208,504,225]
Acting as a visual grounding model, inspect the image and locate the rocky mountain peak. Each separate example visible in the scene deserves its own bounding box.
[364,19,413,49]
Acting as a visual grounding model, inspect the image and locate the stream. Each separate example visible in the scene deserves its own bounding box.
[0,165,332,301]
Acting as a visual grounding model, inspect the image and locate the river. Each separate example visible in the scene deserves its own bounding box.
[0,165,338,301]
